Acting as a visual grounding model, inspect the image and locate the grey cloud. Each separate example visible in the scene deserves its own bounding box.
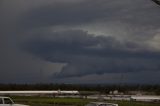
[21,0,160,27]
[16,0,160,43]
[2,0,160,41]
[54,58,160,78]
[22,30,160,78]
[20,1,107,29]
[1,0,160,83]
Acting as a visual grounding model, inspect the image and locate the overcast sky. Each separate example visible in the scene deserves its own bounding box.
[0,0,160,84]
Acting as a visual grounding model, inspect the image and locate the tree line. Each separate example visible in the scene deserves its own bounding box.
[0,83,160,95]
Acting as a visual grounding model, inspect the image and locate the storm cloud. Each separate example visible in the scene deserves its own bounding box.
[0,0,160,83]
[22,30,160,78]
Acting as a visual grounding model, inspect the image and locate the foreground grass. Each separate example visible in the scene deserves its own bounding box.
[12,96,89,106]
[11,96,160,106]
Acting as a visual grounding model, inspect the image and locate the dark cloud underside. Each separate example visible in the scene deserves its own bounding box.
[23,30,160,78]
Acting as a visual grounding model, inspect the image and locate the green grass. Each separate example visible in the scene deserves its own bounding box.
[11,96,160,106]
[12,96,90,106]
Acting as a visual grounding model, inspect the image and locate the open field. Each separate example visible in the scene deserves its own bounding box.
[11,96,160,106]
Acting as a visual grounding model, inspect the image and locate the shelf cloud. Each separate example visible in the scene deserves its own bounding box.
[0,0,160,83]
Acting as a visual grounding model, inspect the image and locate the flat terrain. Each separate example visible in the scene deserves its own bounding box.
[11,96,160,106]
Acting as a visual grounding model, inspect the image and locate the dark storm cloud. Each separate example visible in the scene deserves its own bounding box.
[1,0,160,83]
[21,0,160,30]
[22,30,160,78]
[15,0,160,47]
[20,0,108,29]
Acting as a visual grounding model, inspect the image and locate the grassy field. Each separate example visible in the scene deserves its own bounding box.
[11,96,160,106]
